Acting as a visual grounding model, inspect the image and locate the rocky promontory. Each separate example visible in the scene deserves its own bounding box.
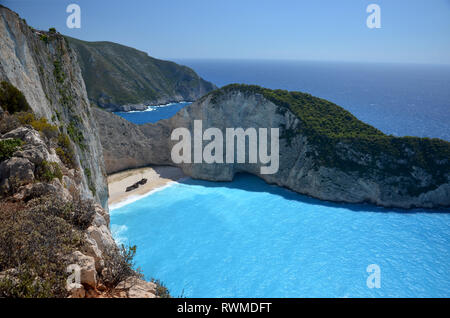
[95,85,450,209]
[66,36,217,112]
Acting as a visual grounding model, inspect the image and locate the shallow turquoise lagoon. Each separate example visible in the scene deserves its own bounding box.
[110,174,450,298]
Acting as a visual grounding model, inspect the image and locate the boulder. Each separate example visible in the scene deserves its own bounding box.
[117,277,157,298]
[92,211,107,228]
[15,179,72,202]
[82,235,105,273]
[128,280,157,298]
[0,157,34,194]
[86,224,116,253]
[67,283,86,298]
[94,204,110,227]
[68,251,97,288]
[3,127,45,148]
[3,127,60,165]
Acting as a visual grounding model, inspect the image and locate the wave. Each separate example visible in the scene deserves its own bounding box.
[124,102,191,113]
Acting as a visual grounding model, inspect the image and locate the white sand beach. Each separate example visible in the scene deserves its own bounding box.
[107,166,186,207]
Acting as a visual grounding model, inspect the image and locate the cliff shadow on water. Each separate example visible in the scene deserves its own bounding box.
[178,173,450,214]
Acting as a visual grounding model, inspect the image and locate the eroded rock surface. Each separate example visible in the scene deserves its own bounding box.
[95,87,450,209]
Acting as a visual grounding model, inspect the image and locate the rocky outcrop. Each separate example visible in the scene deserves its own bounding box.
[0,124,157,298]
[0,6,107,208]
[0,6,159,298]
[66,36,217,112]
[95,86,450,209]
[0,127,64,198]
[68,251,97,289]
[93,107,157,173]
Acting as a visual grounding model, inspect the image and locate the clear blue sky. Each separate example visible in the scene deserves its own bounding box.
[2,0,450,64]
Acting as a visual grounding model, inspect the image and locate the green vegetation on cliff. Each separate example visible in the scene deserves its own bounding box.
[0,139,23,162]
[16,112,77,168]
[0,81,31,114]
[209,84,450,195]
[65,37,216,109]
[0,197,91,297]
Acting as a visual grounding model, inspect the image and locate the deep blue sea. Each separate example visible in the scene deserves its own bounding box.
[177,59,450,141]
[111,60,450,298]
[111,175,450,298]
[116,60,450,141]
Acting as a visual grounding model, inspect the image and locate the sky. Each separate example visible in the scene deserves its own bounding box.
[2,0,450,64]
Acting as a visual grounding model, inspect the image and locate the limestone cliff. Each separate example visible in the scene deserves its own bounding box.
[0,6,163,298]
[95,85,450,209]
[0,6,107,207]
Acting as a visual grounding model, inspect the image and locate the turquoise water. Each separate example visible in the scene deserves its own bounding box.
[114,102,191,124]
[111,174,450,298]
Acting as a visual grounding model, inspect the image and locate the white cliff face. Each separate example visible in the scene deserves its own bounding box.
[0,9,52,119]
[0,7,162,297]
[0,6,108,208]
[95,89,450,210]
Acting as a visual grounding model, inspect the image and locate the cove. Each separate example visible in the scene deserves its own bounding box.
[114,102,191,124]
[110,174,450,298]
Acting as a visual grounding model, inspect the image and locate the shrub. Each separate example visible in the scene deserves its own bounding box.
[16,111,35,125]
[39,34,48,44]
[53,60,65,84]
[102,245,143,288]
[17,113,74,153]
[84,167,96,196]
[35,160,63,183]
[26,195,96,231]
[0,112,21,134]
[48,27,56,33]
[0,81,31,114]
[67,121,85,149]
[0,198,83,298]
[16,111,77,169]
[31,117,59,140]
[0,138,23,162]
[150,278,171,298]
[0,266,55,298]
[56,133,77,168]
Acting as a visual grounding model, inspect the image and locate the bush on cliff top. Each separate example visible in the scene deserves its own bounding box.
[0,81,31,114]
